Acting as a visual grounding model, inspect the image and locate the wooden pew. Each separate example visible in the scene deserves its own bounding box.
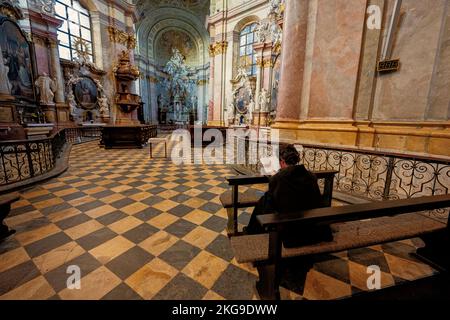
[220,170,337,237]
[0,192,20,241]
[230,194,450,300]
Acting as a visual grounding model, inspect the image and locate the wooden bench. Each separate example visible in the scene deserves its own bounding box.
[148,137,168,158]
[0,192,20,241]
[230,194,450,300]
[220,170,337,237]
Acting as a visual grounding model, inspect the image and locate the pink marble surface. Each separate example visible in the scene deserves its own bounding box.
[276,0,309,121]
[373,0,447,121]
[307,0,366,119]
[35,45,50,76]
[213,54,223,121]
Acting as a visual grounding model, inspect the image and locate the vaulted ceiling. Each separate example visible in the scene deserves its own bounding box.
[134,0,210,68]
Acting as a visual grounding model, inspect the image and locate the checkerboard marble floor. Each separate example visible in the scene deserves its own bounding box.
[0,140,438,300]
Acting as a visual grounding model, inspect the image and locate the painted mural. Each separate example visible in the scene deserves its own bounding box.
[155,30,197,66]
[0,17,35,101]
[73,77,98,110]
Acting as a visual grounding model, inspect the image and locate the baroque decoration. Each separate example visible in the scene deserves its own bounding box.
[255,0,283,45]
[0,0,23,21]
[228,67,256,126]
[158,48,196,124]
[28,0,55,15]
[65,50,109,124]
[209,41,228,57]
[108,26,137,49]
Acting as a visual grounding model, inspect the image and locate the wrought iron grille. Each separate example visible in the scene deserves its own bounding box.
[0,127,100,186]
[233,136,450,201]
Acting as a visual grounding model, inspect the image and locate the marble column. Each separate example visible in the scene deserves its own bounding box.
[49,40,65,104]
[208,50,215,123]
[275,0,309,122]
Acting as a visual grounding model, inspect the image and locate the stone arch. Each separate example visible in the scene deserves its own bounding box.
[146,19,207,67]
[232,15,260,78]
[136,7,209,65]
[135,5,210,124]
[233,14,260,33]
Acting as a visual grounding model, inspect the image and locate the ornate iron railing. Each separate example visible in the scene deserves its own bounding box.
[233,136,450,201]
[0,127,101,186]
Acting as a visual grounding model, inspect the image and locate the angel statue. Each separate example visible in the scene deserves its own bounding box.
[226,102,235,126]
[98,97,110,116]
[0,47,11,95]
[258,89,271,112]
[67,91,77,116]
[35,73,56,105]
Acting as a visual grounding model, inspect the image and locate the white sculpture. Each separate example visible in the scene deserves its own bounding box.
[0,46,11,95]
[226,102,235,126]
[255,20,270,43]
[67,91,77,116]
[35,73,56,105]
[258,89,270,112]
[248,99,255,123]
[269,0,283,16]
[98,97,109,116]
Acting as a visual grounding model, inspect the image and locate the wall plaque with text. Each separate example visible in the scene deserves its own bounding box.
[377,59,400,73]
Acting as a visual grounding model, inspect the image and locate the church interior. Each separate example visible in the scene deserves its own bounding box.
[0,0,449,301]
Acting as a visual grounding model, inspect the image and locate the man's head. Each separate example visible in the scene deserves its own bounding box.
[279,144,300,169]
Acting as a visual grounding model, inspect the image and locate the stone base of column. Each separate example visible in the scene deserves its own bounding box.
[271,120,450,157]
[251,112,270,127]
[40,104,57,124]
[207,120,225,127]
[55,103,72,126]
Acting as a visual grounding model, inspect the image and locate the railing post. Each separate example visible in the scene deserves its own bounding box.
[383,157,395,200]
[25,142,35,178]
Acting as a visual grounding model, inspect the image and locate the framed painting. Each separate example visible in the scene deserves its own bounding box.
[0,16,36,102]
[234,85,252,115]
[73,76,98,110]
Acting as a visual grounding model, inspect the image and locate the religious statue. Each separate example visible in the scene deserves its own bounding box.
[258,89,270,112]
[191,95,198,110]
[269,0,284,16]
[67,91,77,116]
[35,73,56,105]
[0,46,11,95]
[163,48,194,123]
[236,66,249,81]
[248,98,255,122]
[98,97,109,116]
[226,102,235,126]
[255,20,270,43]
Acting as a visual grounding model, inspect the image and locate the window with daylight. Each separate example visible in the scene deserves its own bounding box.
[239,23,258,76]
[55,0,93,62]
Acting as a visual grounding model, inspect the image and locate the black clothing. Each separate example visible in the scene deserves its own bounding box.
[246,165,332,247]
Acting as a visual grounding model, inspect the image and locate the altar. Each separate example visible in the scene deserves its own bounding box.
[101,125,157,149]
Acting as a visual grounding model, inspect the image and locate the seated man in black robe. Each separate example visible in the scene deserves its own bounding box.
[245,144,332,246]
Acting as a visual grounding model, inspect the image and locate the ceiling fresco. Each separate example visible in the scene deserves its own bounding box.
[155,29,197,66]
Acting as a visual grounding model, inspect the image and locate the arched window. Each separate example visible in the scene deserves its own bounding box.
[239,23,257,76]
[55,0,93,62]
